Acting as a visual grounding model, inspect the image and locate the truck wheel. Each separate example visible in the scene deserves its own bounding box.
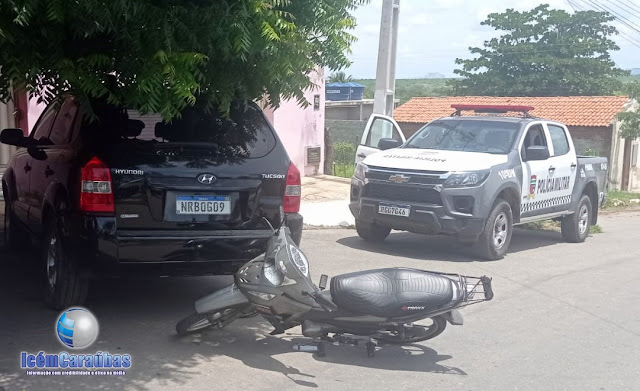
[356,219,391,242]
[42,214,89,310]
[3,196,30,251]
[561,195,591,243]
[478,198,513,261]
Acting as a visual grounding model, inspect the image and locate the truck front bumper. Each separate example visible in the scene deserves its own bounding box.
[349,178,487,240]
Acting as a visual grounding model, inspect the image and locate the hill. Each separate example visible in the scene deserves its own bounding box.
[353,76,640,104]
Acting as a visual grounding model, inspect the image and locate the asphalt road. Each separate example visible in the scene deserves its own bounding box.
[1,211,639,391]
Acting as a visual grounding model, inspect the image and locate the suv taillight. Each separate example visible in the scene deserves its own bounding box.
[80,157,114,213]
[283,163,301,213]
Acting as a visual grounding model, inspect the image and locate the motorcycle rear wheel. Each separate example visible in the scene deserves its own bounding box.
[375,316,447,344]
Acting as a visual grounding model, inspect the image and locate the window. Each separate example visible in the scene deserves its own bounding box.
[89,102,277,159]
[521,124,548,161]
[48,99,78,145]
[30,104,58,141]
[365,118,402,148]
[405,120,519,154]
[548,124,570,156]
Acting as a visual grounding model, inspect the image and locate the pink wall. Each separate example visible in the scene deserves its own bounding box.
[268,69,325,176]
[27,98,46,133]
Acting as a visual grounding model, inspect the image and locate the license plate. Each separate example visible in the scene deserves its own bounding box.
[176,195,231,215]
[378,203,410,217]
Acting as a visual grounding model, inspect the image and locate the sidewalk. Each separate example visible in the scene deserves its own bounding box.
[300,175,354,228]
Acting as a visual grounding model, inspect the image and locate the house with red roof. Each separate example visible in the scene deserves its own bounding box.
[394,96,639,191]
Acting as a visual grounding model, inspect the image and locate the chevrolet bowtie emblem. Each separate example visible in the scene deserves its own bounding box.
[388,174,410,183]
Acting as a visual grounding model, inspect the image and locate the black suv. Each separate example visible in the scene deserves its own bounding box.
[1,96,303,309]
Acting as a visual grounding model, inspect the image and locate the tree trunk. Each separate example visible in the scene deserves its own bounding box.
[324,126,334,175]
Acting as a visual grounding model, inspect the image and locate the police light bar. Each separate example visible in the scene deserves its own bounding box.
[451,104,535,117]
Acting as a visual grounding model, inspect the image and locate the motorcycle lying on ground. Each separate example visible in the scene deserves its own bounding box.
[176,220,494,357]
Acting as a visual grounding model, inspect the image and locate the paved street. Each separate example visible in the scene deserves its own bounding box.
[1,211,639,391]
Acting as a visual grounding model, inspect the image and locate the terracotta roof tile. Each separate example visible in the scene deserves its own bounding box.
[394,96,631,127]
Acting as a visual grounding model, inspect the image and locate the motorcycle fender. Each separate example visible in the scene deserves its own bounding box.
[441,309,464,325]
[195,283,250,314]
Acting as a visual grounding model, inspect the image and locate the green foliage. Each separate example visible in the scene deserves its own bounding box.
[328,71,354,83]
[618,82,640,140]
[332,141,355,177]
[0,0,368,120]
[451,4,627,96]
[354,78,452,104]
[333,141,356,164]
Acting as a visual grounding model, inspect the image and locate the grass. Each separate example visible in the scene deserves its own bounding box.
[603,191,640,209]
[332,163,355,178]
[519,220,603,234]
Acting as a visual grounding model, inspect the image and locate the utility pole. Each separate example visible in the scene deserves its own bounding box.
[372,0,400,117]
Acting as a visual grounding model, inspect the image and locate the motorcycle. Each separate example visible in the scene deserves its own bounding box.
[176,220,493,357]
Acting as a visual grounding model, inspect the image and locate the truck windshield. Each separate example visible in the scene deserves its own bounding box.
[404,120,520,154]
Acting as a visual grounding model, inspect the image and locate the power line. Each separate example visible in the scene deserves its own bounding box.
[607,0,640,19]
[567,0,640,48]
[579,0,640,34]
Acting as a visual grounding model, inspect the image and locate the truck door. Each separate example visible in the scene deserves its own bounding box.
[356,114,405,164]
[543,122,577,212]
[22,103,59,228]
[519,122,557,218]
[28,98,77,233]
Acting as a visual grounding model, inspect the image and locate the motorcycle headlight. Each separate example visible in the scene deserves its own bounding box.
[444,170,490,187]
[354,163,368,180]
[288,245,309,277]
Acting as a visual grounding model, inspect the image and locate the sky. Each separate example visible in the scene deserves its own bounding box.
[344,0,640,79]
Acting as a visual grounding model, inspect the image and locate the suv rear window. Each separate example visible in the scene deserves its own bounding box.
[90,102,277,159]
[405,119,520,154]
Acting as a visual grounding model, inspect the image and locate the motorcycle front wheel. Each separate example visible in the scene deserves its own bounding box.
[375,316,447,344]
[176,306,255,336]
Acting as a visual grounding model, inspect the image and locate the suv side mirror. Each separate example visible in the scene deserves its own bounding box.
[0,128,28,147]
[377,138,401,151]
[525,145,550,161]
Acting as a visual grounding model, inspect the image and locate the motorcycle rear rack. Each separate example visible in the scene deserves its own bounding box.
[432,271,494,307]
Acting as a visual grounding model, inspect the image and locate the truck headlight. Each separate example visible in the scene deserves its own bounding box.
[354,163,368,180]
[444,170,490,187]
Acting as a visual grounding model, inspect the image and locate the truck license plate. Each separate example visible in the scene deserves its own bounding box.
[378,203,410,217]
[176,195,231,215]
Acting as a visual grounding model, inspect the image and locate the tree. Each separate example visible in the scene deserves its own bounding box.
[328,71,354,83]
[619,82,640,140]
[451,4,627,96]
[0,0,367,120]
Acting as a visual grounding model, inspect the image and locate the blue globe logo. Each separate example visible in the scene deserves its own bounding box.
[56,308,99,349]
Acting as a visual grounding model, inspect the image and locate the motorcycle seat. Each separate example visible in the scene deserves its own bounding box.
[330,268,454,317]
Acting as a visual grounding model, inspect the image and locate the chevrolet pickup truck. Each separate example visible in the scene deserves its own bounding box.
[349,105,608,260]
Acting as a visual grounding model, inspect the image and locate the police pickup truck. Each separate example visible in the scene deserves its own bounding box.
[349,104,608,260]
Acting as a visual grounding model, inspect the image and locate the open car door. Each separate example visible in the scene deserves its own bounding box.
[355,114,405,164]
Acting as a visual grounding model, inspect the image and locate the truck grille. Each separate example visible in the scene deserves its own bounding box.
[363,183,442,205]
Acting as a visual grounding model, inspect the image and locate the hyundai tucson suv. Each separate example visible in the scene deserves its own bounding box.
[1,96,303,309]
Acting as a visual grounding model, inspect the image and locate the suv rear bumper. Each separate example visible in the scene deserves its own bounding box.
[76,213,303,276]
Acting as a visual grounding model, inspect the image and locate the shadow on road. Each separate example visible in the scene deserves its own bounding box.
[336,228,566,262]
[0,240,465,390]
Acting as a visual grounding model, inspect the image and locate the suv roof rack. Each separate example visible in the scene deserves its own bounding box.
[450,104,535,118]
